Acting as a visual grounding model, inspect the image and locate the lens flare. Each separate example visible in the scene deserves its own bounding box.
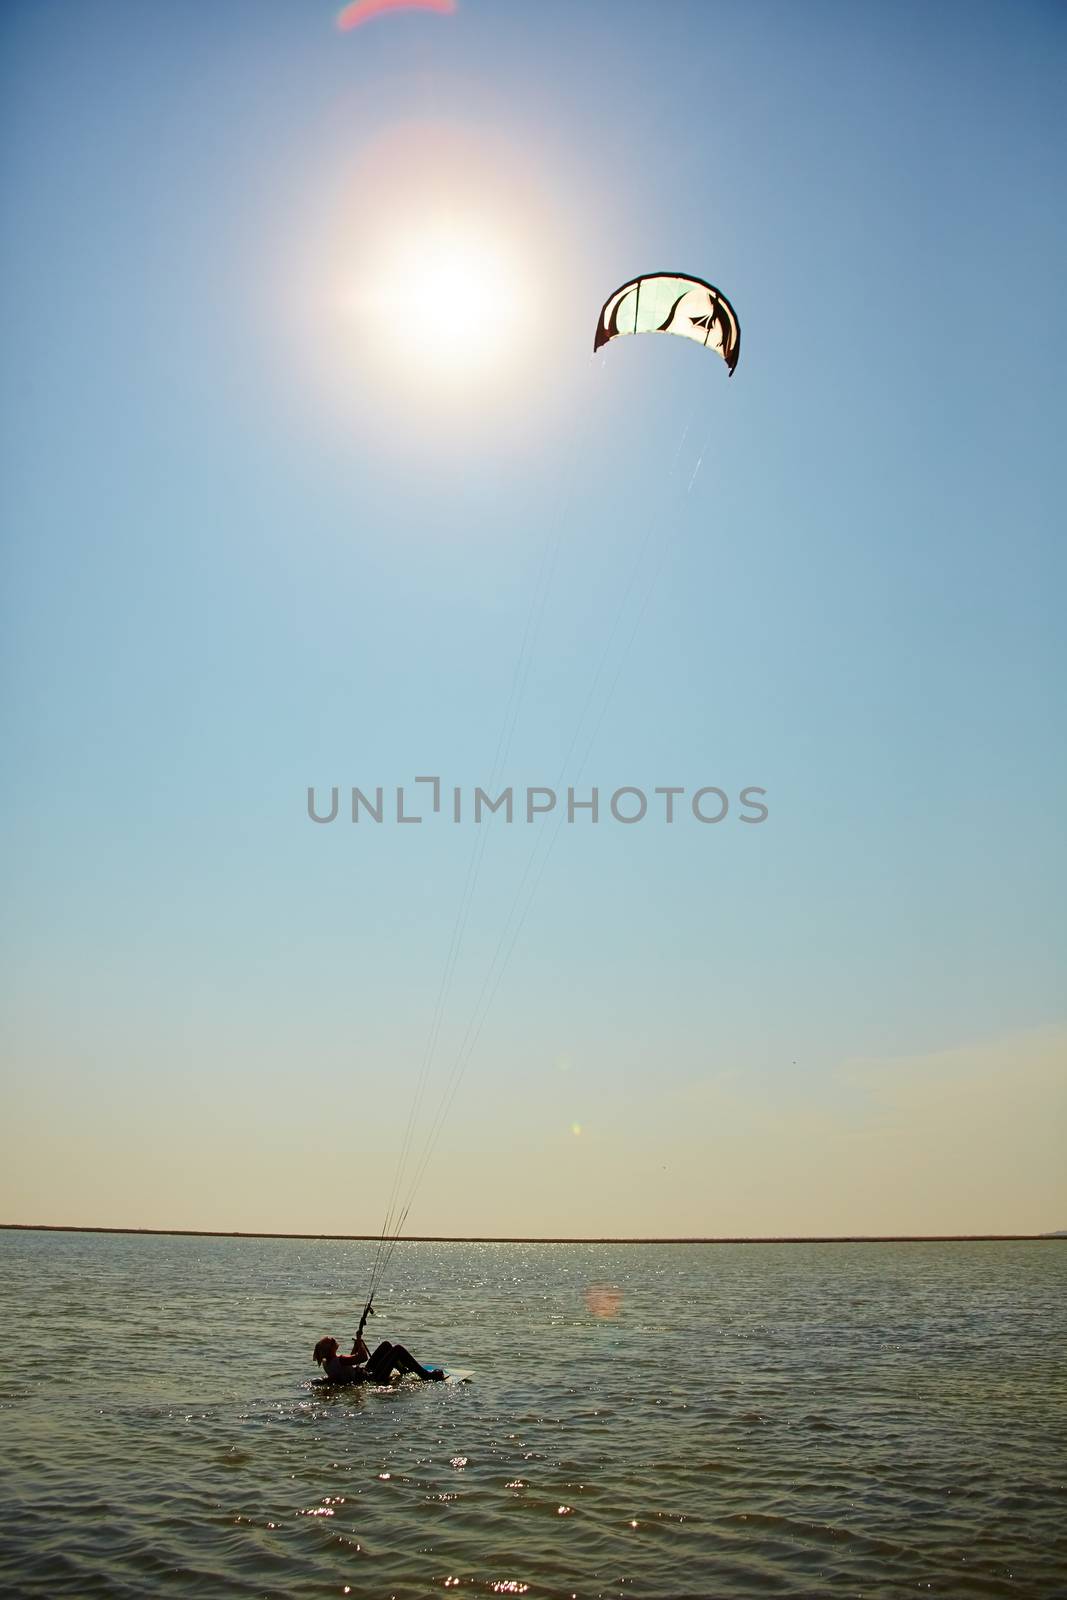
[337,0,456,32]
[584,1284,623,1318]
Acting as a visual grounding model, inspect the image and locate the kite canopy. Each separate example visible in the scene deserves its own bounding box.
[594,273,740,375]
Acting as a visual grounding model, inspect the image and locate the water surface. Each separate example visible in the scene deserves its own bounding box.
[1,1232,1063,1597]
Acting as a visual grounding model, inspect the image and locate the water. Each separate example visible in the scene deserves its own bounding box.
[0,1231,1063,1598]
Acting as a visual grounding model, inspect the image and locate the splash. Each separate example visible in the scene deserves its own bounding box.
[337,0,456,31]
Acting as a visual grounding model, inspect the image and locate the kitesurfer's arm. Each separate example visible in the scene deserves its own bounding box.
[351,1334,370,1362]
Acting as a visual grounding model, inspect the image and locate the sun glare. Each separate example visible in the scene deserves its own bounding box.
[353,220,527,387]
[293,122,567,425]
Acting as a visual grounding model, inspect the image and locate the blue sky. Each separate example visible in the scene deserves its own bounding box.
[2,0,1064,1235]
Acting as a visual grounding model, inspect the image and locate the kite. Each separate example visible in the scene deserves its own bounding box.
[594,272,740,375]
[337,0,456,29]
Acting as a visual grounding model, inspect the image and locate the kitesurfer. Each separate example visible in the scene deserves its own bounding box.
[312,1334,444,1384]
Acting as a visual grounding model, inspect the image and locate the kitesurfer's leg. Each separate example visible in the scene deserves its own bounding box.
[389,1344,443,1379]
[365,1341,443,1381]
[363,1340,397,1380]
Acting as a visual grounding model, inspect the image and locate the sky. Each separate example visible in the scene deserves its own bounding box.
[1,0,1064,1238]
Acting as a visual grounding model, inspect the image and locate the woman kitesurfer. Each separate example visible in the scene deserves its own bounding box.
[313,1333,444,1384]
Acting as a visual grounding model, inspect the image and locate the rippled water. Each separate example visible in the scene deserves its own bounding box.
[0,1232,1063,1598]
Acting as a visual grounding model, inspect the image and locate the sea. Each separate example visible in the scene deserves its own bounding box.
[1,1231,1064,1599]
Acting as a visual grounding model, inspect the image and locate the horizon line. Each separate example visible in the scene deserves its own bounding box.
[2,1224,1062,1245]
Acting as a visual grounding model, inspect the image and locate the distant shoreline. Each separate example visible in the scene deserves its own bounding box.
[1,1224,1062,1244]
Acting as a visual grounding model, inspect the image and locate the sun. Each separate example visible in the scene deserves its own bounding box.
[292,120,566,420]
[352,218,528,387]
